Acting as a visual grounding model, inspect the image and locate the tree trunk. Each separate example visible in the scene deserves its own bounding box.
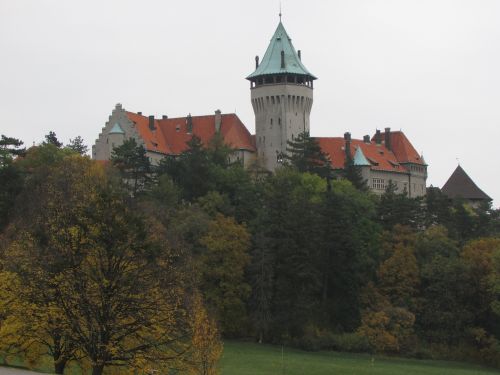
[92,364,104,375]
[54,359,67,374]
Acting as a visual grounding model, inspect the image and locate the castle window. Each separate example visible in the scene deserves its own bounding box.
[278,118,281,125]
[270,118,273,125]
[372,178,385,190]
[176,125,180,132]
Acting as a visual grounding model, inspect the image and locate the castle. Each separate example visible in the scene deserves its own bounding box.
[93,19,427,197]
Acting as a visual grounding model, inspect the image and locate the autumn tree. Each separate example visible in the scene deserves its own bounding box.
[358,226,419,353]
[2,155,190,374]
[187,292,223,375]
[198,214,251,337]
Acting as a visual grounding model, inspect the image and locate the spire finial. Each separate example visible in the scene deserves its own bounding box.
[279,2,282,21]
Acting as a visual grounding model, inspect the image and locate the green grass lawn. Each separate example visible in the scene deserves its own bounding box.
[220,341,500,375]
[3,341,499,374]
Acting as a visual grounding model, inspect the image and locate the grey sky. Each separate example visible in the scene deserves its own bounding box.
[1,0,499,206]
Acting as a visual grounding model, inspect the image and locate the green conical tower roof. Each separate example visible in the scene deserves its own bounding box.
[353,146,371,166]
[247,21,316,80]
[109,123,125,134]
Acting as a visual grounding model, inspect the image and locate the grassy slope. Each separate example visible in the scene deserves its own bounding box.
[220,341,500,375]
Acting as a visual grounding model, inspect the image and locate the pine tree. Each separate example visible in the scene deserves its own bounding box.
[44,131,63,148]
[111,138,152,196]
[282,131,331,179]
[66,135,88,155]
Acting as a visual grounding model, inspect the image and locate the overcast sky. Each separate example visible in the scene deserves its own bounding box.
[1,0,499,206]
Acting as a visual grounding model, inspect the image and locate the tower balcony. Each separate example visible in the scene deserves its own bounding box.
[250,74,314,89]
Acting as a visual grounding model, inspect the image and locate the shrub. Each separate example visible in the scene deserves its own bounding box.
[331,333,371,353]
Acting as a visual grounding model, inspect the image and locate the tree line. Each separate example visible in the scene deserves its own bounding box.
[1,131,500,372]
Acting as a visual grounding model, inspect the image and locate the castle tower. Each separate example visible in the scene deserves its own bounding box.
[247,20,317,171]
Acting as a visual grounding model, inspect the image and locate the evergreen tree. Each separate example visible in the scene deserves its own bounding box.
[0,135,25,230]
[66,135,88,155]
[282,131,331,179]
[0,135,25,167]
[44,131,63,148]
[343,156,368,191]
[260,170,325,340]
[159,136,215,201]
[377,181,424,230]
[318,179,380,331]
[111,138,152,196]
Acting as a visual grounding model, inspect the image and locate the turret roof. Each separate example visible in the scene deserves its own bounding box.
[109,123,124,134]
[441,165,491,201]
[247,21,316,80]
[353,146,371,166]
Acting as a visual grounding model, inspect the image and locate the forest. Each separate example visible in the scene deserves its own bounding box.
[1,131,500,374]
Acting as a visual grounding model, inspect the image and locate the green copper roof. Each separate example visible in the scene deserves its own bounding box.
[109,123,125,135]
[353,146,371,166]
[247,21,316,80]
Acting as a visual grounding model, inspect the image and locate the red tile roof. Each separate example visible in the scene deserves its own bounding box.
[317,131,423,173]
[385,131,425,165]
[126,112,256,155]
[317,137,403,173]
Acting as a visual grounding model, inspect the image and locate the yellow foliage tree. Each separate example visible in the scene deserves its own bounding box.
[358,226,419,354]
[187,292,223,375]
[1,155,191,375]
[198,214,251,336]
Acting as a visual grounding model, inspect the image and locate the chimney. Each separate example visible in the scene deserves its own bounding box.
[255,55,259,69]
[363,135,371,143]
[384,127,392,150]
[215,109,222,132]
[375,129,381,145]
[281,50,285,69]
[186,114,193,133]
[298,50,301,60]
[137,111,142,115]
[162,115,168,120]
[344,132,352,160]
[148,115,155,131]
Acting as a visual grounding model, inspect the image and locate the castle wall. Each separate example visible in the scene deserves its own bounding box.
[92,104,145,161]
[362,168,426,197]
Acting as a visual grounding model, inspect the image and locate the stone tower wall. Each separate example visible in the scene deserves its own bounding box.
[251,83,313,171]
